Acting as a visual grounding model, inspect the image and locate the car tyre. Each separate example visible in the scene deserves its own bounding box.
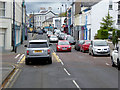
[92,51,95,56]
[111,57,115,67]
[117,59,120,70]
[48,58,52,64]
[89,50,91,55]
[25,58,30,65]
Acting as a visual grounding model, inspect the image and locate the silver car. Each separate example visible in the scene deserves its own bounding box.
[25,40,52,65]
[89,40,110,56]
[49,35,58,43]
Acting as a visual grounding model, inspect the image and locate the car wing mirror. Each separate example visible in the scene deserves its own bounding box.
[114,50,118,53]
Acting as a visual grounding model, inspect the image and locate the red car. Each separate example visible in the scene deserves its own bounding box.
[81,40,91,53]
[56,40,71,52]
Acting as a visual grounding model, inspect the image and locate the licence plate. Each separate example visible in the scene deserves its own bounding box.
[62,48,67,50]
[34,50,42,53]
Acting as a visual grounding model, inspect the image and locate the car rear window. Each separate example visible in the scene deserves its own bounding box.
[29,42,48,48]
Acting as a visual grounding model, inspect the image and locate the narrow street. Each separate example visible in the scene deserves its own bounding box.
[4,34,118,89]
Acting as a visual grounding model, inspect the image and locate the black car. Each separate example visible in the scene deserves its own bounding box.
[66,36,76,45]
[75,40,85,51]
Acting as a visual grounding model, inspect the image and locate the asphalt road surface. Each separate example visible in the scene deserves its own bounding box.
[5,33,119,89]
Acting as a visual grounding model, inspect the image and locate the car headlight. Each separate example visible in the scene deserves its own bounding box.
[93,48,98,51]
[68,46,71,48]
[58,46,61,48]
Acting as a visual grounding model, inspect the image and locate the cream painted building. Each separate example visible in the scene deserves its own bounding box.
[0,0,25,51]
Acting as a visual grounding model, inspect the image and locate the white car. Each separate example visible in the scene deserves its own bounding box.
[111,46,120,70]
[89,40,110,56]
[49,35,58,43]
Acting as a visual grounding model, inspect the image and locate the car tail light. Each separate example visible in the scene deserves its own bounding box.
[27,50,29,55]
[48,49,50,54]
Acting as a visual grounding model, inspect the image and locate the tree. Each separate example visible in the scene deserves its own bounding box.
[100,12,114,31]
[96,12,114,39]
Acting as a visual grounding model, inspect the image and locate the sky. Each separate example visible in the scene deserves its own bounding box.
[25,0,72,14]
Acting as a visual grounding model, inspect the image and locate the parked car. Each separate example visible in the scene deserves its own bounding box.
[58,33,66,40]
[81,40,91,53]
[24,40,52,65]
[49,35,58,43]
[111,46,120,70]
[47,31,52,35]
[56,40,71,52]
[38,30,43,35]
[75,40,85,51]
[89,40,110,56]
[66,36,76,45]
[54,30,61,37]
[47,32,53,38]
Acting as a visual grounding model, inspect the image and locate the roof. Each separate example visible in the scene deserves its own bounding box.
[29,40,47,43]
[34,10,58,16]
[80,0,102,7]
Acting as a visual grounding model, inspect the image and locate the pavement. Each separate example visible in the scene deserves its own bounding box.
[0,33,34,88]
[0,33,119,88]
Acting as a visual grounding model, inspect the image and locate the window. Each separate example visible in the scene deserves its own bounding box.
[117,15,120,25]
[0,2,5,16]
[29,42,48,48]
[109,0,112,10]
[118,1,120,10]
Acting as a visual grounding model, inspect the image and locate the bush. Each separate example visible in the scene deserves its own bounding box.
[97,29,108,39]
[117,30,120,38]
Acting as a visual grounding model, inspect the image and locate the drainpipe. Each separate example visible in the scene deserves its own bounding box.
[12,0,16,52]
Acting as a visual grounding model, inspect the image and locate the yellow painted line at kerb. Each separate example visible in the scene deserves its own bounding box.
[52,52,60,62]
[19,56,25,63]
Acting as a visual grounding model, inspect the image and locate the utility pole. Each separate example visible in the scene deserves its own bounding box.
[12,0,15,52]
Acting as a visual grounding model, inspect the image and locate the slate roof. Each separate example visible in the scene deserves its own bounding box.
[80,0,102,7]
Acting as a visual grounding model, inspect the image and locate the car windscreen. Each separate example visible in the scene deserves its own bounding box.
[51,36,57,38]
[86,41,91,44]
[29,42,48,48]
[94,41,108,46]
[58,41,70,45]
[67,37,74,41]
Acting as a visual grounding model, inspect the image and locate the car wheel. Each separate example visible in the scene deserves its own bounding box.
[92,51,95,56]
[89,50,91,55]
[117,59,120,70]
[82,49,85,53]
[75,46,76,50]
[25,58,30,65]
[111,57,115,67]
[48,57,52,64]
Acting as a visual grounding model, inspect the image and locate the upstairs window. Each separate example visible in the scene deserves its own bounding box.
[0,2,5,16]
[109,0,113,10]
[118,1,120,10]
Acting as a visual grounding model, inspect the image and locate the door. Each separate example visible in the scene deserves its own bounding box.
[0,28,5,49]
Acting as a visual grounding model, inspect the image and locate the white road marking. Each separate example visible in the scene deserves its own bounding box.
[72,80,80,89]
[106,63,110,66]
[17,54,24,64]
[15,54,20,59]
[64,68,71,76]
[59,59,64,65]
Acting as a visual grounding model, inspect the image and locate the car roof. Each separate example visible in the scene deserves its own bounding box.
[58,40,69,42]
[29,40,47,43]
[92,40,106,42]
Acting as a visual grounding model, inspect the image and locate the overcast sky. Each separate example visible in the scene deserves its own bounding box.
[25,0,72,14]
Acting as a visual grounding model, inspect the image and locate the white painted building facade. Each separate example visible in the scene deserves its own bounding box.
[91,0,119,40]
[34,11,57,29]
[53,17,66,29]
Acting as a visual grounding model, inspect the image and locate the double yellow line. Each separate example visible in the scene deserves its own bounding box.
[52,52,61,62]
